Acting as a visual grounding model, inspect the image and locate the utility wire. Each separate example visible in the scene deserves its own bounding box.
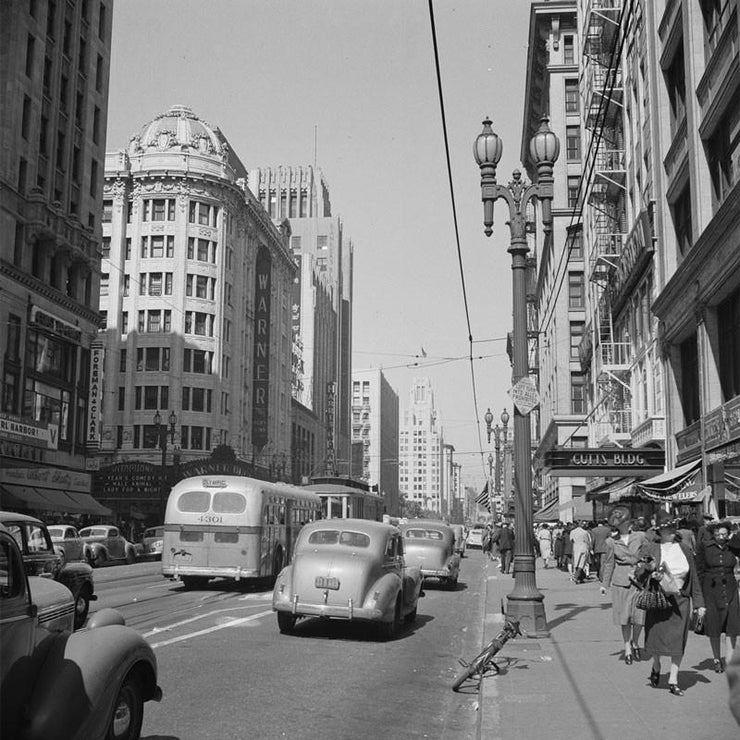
[427,0,488,481]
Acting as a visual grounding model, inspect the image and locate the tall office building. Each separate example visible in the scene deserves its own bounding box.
[351,368,400,516]
[95,105,295,518]
[399,377,443,514]
[249,166,353,479]
[0,0,113,515]
[523,1,589,522]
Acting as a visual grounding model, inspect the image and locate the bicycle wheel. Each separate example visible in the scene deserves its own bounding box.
[451,643,496,691]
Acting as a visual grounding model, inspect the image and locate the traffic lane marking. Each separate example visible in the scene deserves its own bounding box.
[143,602,273,638]
[149,609,273,648]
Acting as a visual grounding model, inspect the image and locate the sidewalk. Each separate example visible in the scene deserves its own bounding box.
[479,558,739,740]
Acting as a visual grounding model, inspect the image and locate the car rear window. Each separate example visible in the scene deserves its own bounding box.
[212,491,247,514]
[405,529,444,540]
[307,530,370,548]
[80,527,107,537]
[178,491,211,512]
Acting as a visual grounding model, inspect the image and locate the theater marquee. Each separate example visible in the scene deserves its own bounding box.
[544,448,665,477]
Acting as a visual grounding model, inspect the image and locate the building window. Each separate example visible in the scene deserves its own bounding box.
[679,334,700,424]
[565,79,579,113]
[102,199,112,223]
[570,321,585,361]
[563,35,575,65]
[566,126,581,161]
[124,238,131,260]
[568,272,585,309]
[189,201,217,227]
[567,228,583,260]
[671,183,692,256]
[707,95,740,206]
[567,176,580,209]
[118,386,125,411]
[666,43,687,136]
[121,311,128,334]
[21,96,32,139]
[719,288,740,400]
[571,373,586,414]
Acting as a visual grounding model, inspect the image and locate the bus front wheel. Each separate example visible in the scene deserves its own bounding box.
[277,611,296,634]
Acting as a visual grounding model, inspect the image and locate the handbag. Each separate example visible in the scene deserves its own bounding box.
[690,610,705,635]
[633,577,669,611]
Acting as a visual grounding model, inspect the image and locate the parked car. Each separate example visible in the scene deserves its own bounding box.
[467,525,486,549]
[139,526,164,560]
[450,524,467,557]
[0,528,162,740]
[400,520,461,588]
[273,519,423,639]
[0,512,95,629]
[47,524,91,565]
[78,525,137,567]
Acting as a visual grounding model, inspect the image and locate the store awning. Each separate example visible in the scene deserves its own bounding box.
[0,485,111,516]
[586,477,637,502]
[534,499,559,522]
[636,459,701,493]
[0,484,50,510]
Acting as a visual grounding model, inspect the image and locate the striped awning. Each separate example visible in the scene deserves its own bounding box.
[635,460,701,499]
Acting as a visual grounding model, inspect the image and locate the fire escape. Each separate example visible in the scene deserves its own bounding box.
[582,0,632,444]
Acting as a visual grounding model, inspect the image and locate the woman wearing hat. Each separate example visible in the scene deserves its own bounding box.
[601,513,651,665]
[640,511,705,695]
[695,521,740,673]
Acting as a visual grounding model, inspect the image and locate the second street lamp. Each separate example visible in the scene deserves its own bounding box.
[474,115,559,637]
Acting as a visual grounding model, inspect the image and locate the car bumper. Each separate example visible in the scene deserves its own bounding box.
[164,565,261,580]
[273,599,386,622]
[421,567,455,578]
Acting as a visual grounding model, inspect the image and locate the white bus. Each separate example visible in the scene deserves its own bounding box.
[162,475,321,589]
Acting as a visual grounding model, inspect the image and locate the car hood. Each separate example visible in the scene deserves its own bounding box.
[290,549,377,606]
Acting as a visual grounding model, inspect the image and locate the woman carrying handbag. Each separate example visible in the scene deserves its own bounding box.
[638,512,706,696]
[695,521,740,673]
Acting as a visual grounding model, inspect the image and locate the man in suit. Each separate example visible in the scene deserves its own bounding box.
[591,519,611,581]
[498,521,514,574]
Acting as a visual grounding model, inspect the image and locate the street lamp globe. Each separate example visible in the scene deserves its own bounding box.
[529,115,560,165]
[484,407,494,433]
[501,408,510,428]
[153,410,161,426]
[168,411,177,428]
[473,118,503,167]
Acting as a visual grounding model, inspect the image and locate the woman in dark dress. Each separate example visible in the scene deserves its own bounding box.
[695,521,740,673]
[640,515,705,696]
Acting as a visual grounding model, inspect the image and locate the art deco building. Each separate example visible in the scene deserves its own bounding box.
[0,0,113,515]
[96,105,295,508]
[351,368,400,516]
[399,377,443,514]
[249,166,353,479]
[523,1,589,522]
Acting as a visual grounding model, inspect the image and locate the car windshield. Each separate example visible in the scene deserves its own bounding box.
[80,528,107,537]
[405,529,444,540]
[307,529,371,548]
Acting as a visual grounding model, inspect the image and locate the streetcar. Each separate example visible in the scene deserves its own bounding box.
[162,475,321,589]
[303,476,385,522]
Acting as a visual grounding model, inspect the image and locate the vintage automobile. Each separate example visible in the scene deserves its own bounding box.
[451,524,467,558]
[78,525,137,567]
[47,524,91,565]
[139,526,164,560]
[272,519,423,639]
[466,524,486,549]
[0,512,95,629]
[400,520,461,588]
[0,529,162,740]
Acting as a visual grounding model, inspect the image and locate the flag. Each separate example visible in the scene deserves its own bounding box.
[420,346,427,358]
[475,480,491,510]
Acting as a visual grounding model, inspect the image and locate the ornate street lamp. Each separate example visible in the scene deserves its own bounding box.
[153,410,177,521]
[474,115,559,637]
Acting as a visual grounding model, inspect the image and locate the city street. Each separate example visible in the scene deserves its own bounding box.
[90,550,740,740]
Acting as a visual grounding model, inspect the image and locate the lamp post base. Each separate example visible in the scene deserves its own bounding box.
[506,593,550,638]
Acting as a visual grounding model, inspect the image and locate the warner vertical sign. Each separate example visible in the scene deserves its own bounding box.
[252,247,272,448]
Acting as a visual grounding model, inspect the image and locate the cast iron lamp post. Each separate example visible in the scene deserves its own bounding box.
[153,410,177,521]
[474,115,559,637]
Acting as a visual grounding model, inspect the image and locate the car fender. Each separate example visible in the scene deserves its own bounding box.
[272,564,294,608]
[361,571,401,618]
[24,625,159,740]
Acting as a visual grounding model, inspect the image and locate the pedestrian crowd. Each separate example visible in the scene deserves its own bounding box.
[476,512,740,723]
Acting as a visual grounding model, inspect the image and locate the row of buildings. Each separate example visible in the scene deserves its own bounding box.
[523,0,740,523]
[1,1,472,525]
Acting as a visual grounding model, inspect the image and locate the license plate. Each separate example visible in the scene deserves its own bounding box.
[315,576,340,590]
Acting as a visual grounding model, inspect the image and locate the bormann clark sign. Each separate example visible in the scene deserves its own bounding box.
[544,448,665,477]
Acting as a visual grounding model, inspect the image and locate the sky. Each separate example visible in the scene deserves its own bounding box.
[106,0,533,490]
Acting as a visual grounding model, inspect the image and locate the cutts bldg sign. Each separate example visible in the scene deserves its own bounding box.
[544,448,665,477]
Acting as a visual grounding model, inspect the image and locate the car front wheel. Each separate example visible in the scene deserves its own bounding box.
[73,586,91,629]
[106,675,143,740]
[90,549,106,568]
[126,548,136,565]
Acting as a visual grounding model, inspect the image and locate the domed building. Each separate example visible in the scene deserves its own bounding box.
[95,105,296,520]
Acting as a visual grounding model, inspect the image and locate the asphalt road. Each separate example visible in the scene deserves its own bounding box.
[89,548,492,740]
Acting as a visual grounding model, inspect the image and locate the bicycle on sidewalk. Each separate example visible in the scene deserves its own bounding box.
[451,617,521,691]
